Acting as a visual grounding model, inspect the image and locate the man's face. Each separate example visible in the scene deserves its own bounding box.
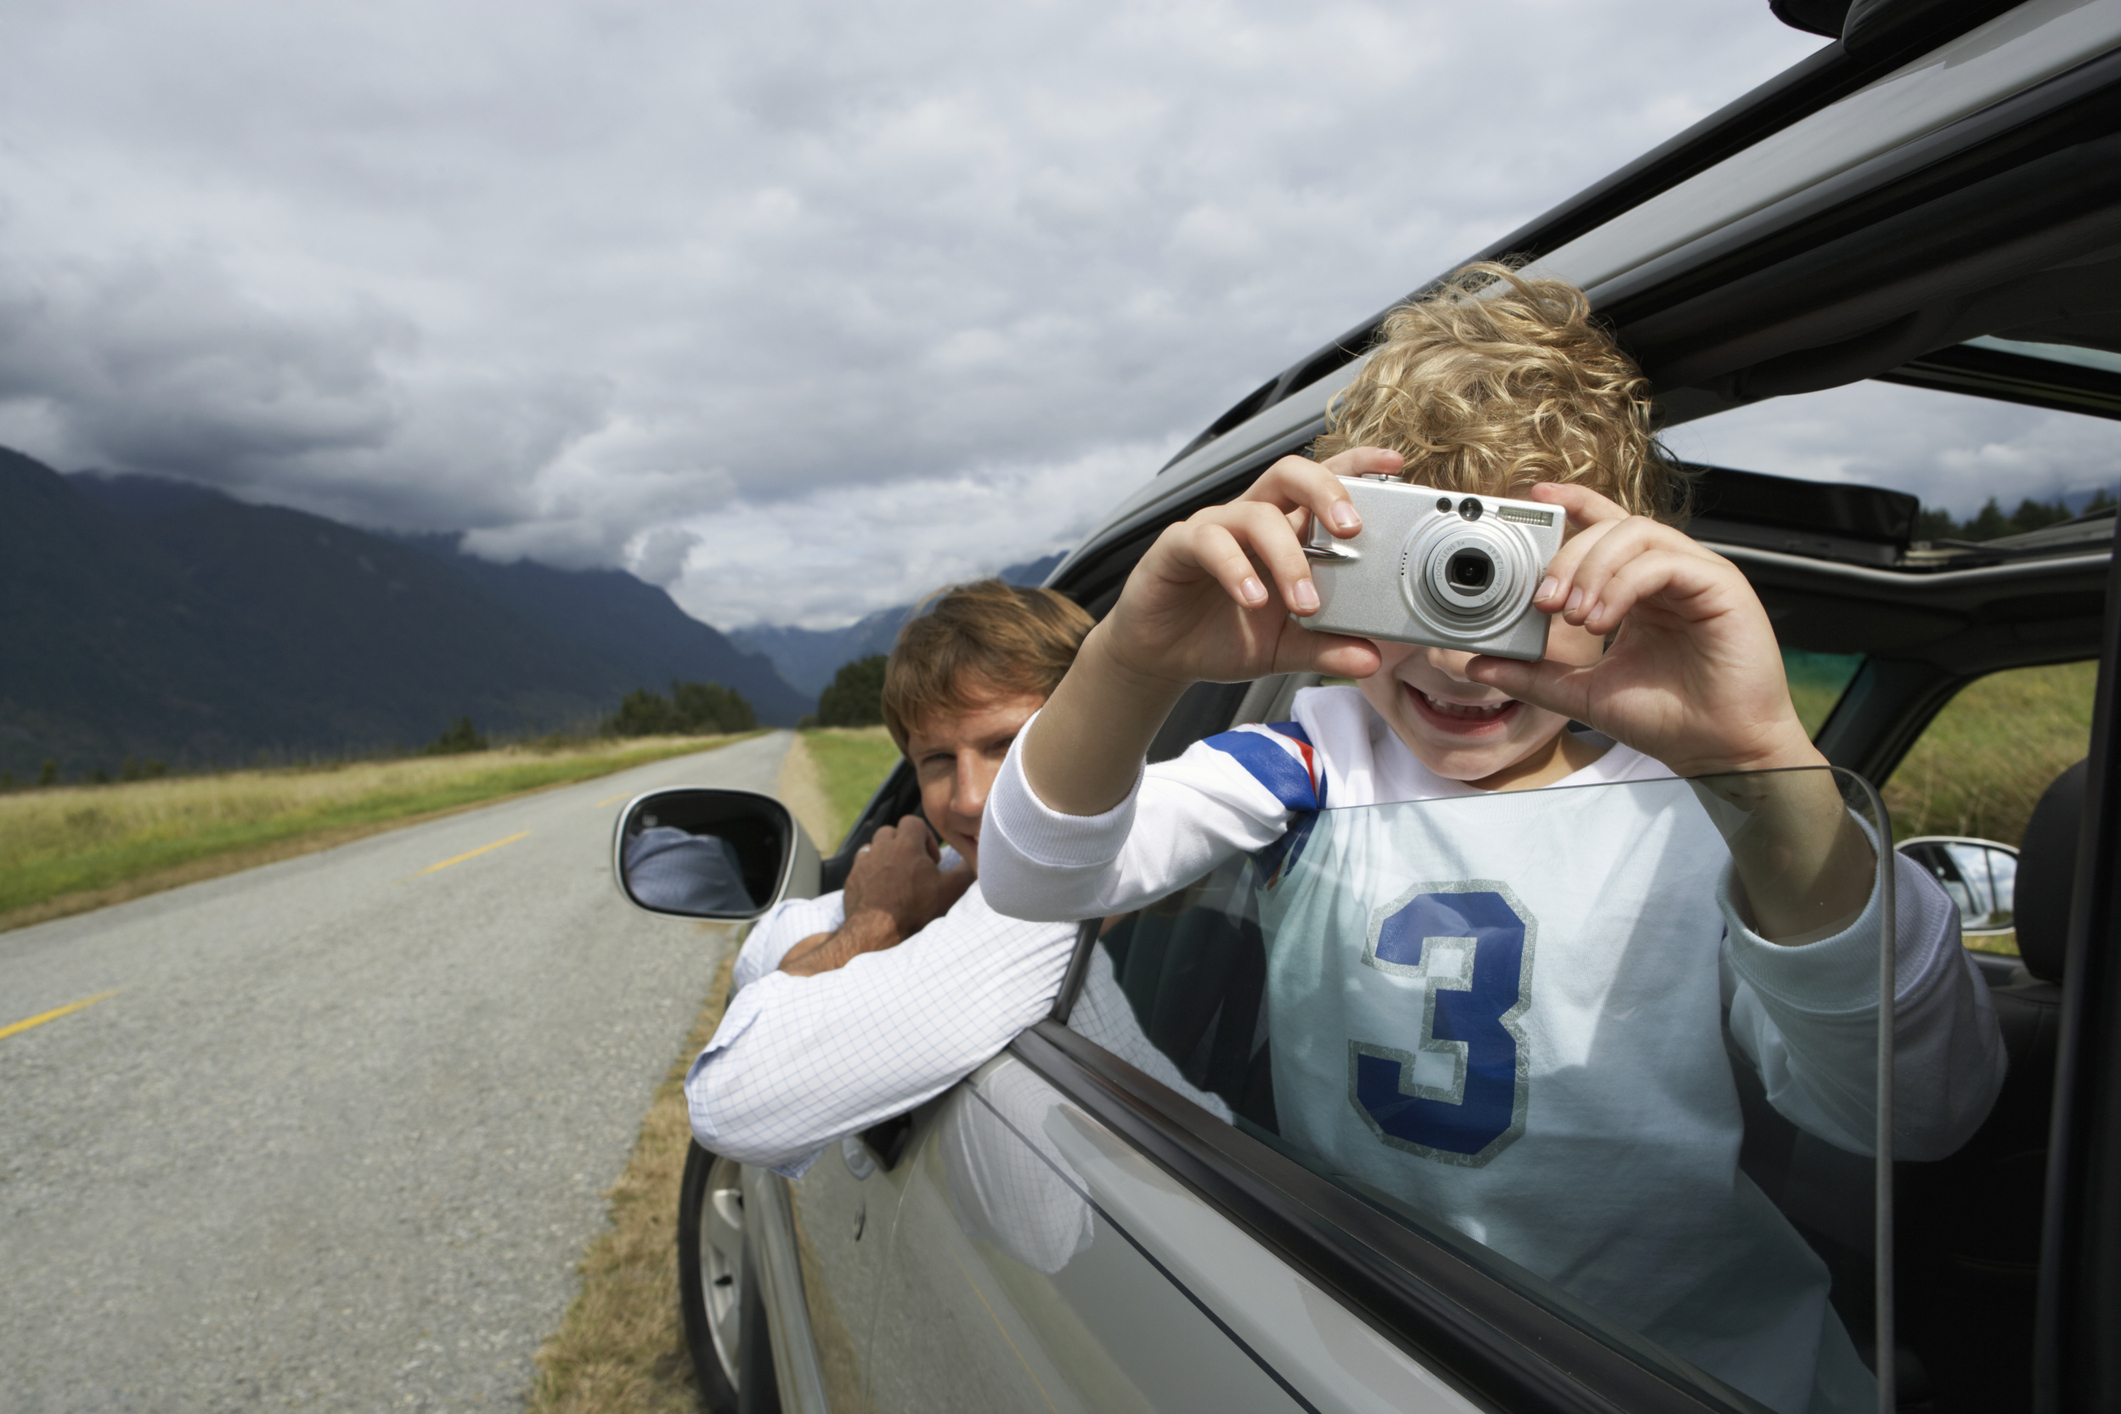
[905,689,1046,871]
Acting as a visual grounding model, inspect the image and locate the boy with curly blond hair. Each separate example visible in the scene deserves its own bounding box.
[981,265,2002,1413]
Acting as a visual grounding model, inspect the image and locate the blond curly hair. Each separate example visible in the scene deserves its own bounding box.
[1311,263,1681,520]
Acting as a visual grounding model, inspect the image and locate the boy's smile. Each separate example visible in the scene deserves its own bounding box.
[1360,615,1608,790]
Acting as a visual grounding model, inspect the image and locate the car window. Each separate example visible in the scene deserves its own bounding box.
[1064,767,1931,1414]
[1784,649,1863,737]
[1884,660,2096,957]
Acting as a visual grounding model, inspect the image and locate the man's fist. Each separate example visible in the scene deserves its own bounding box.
[780,816,975,977]
[844,815,975,938]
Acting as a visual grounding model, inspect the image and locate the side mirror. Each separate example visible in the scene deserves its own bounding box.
[1896,835,2018,936]
[612,788,821,919]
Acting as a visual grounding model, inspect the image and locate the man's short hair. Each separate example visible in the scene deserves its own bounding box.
[1311,262,1683,521]
[882,578,1094,750]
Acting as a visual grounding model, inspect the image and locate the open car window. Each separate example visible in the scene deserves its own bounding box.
[1054,766,2004,1414]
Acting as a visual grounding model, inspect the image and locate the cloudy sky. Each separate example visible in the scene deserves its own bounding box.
[3,2,2115,629]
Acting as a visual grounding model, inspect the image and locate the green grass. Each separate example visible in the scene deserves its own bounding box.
[800,727,904,847]
[1883,661,2096,849]
[0,734,760,923]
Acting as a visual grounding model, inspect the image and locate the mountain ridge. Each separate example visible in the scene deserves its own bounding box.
[0,450,810,777]
[733,552,1068,695]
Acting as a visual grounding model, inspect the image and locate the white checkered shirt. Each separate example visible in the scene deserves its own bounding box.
[684,865,1080,1178]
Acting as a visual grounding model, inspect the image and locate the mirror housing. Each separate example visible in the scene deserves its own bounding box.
[612,788,821,919]
[1896,834,2019,935]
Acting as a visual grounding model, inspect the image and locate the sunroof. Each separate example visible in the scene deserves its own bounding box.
[1962,336,2121,377]
[1877,339,2121,422]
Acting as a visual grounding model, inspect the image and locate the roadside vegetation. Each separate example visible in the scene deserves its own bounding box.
[802,726,903,845]
[527,730,901,1413]
[0,733,760,932]
[808,654,887,728]
[606,681,757,737]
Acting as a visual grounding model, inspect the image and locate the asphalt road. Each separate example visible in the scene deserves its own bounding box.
[0,731,791,1412]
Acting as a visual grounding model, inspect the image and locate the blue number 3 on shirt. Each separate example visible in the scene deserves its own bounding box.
[1349,882,1536,1168]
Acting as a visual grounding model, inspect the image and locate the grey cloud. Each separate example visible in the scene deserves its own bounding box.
[5,0,1970,628]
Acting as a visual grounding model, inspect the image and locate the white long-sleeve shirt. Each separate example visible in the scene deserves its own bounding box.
[980,685,2006,1414]
[683,860,1080,1177]
[684,857,1232,1179]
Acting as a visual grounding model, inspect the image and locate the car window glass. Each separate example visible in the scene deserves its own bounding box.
[1784,649,1863,736]
[1066,768,1928,1414]
[1885,660,2096,957]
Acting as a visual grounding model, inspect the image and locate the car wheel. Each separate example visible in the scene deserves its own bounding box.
[678,1141,746,1411]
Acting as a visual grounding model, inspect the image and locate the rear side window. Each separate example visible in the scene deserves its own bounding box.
[1885,660,2096,957]
[1885,662,2096,846]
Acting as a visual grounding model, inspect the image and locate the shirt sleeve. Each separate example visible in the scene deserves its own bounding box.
[731,893,845,993]
[981,711,1305,922]
[682,883,1081,1176]
[1722,849,2007,1161]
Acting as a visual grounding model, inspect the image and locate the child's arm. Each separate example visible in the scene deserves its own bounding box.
[1469,483,1873,943]
[1021,447,1395,816]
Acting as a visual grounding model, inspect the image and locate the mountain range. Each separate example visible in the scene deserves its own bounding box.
[0,447,811,779]
[732,552,1068,695]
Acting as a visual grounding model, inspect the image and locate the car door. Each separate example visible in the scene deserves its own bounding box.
[863,1051,1471,1414]
[782,1134,894,1412]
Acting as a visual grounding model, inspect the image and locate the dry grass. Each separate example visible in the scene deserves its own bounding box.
[0,734,757,929]
[529,944,739,1414]
[775,736,839,855]
[1884,661,2097,846]
[523,730,902,1413]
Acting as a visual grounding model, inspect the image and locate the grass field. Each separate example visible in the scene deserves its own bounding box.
[0,734,760,930]
[800,726,904,846]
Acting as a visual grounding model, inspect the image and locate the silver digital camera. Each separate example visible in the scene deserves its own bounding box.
[1299,477,1565,661]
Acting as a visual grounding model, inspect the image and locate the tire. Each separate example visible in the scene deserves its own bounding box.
[678,1141,748,1412]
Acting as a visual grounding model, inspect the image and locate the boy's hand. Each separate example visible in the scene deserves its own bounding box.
[1464,484,1821,779]
[1022,447,1394,816]
[1093,446,1395,687]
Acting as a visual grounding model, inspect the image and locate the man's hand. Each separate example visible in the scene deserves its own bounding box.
[779,816,974,977]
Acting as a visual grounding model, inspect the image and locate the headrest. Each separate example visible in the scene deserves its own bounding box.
[2012,758,2086,984]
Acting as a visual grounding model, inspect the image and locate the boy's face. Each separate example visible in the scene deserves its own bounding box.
[1357,614,1606,788]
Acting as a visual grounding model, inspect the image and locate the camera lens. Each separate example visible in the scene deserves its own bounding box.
[1458,496,1482,521]
[1446,549,1493,593]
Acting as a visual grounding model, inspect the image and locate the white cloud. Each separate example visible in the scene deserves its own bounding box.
[0,0,1885,626]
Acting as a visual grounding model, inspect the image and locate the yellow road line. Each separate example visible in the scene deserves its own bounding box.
[594,791,632,808]
[415,830,531,876]
[1,990,119,1042]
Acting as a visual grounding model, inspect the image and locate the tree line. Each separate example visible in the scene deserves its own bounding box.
[1916,489,2114,544]
[606,680,759,737]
